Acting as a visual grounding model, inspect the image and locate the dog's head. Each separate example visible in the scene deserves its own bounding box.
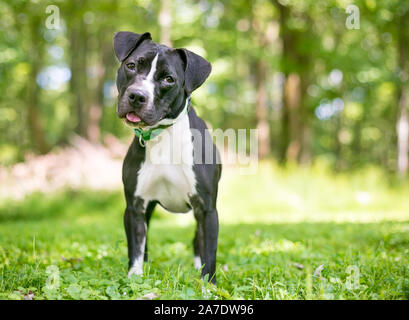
[113,31,211,128]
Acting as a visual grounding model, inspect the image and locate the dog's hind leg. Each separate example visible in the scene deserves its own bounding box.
[193,225,202,270]
[190,194,219,285]
[144,201,156,262]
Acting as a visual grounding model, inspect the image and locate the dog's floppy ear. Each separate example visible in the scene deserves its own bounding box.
[113,31,152,62]
[177,49,212,94]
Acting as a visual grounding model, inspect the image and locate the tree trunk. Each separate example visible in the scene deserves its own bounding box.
[27,16,49,154]
[284,73,301,162]
[87,32,106,143]
[396,12,409,177]
[274,0,295,162]
[84,1,120,143]
[299,73,312,165]
[255,59,271,158]
[273,0,310,164]
[397,104,408,175]
[159,0,172,46]
[69,14,89,138]
[250,1,276,159]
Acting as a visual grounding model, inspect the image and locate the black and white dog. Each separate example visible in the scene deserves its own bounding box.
[113,32,221,284]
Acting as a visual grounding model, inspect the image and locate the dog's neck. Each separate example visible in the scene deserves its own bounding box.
[133,96,191,147]
[146,95,191,129]
[143,109,193,166]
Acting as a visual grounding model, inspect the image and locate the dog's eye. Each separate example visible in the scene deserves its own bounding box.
[126,63,135,70]
[164,76,174,83]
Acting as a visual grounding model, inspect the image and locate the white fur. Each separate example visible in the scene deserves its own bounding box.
[194,255,202,270]
[141,53,159,110]
[135,112,196,213]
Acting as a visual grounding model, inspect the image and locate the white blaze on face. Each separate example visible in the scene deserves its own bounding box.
[141,53,159,109]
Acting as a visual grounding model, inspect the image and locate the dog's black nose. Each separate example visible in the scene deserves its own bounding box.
[128,89,148,107]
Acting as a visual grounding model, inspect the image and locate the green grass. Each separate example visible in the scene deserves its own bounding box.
[1,162,409,300]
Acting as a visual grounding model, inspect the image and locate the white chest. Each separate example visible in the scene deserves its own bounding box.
[134,113,196,213]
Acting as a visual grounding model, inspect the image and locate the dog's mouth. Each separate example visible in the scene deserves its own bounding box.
[123,112,147,128]
[126,112,141,123]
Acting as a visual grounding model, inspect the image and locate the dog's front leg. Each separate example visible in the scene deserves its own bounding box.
[124,197,146,277]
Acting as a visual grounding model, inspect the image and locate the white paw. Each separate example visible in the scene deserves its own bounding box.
[128,265,143,277]
[194,256,202,270]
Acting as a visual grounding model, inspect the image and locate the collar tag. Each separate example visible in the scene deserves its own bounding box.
[133,127,164,147]
[138,134,145,147]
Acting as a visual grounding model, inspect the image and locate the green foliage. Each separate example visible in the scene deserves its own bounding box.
[1,164,408,300]
[0,0,408,170]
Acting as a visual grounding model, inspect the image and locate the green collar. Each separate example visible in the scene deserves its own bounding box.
[133,127,165,147]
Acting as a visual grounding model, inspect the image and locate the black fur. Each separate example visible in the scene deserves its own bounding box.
[114,31,221,284]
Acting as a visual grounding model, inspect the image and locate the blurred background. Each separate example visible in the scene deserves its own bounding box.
[0,0,409,195]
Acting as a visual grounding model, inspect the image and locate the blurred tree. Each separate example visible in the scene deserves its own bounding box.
[273,0,312,164]
[159,0,172,47]
[396,8,409,176]
[0,0,408,177]
[66,1,91,139]
[87,1,119,143]
[250,0,275,158]
[26,6,50,154]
